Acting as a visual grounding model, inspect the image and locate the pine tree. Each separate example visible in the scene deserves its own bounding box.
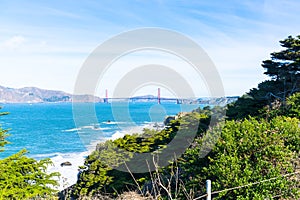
[262,35,300,99]
[227,35,300,119]
[0,107,60,199]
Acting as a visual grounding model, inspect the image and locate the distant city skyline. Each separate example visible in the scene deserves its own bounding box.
[0,0,299,97]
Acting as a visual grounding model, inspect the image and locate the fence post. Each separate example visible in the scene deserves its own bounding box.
[206,180,211,200]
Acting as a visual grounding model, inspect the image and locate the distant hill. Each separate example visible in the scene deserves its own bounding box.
[0,85,239,104]
[197,96,239,106]
[0,86,103,103]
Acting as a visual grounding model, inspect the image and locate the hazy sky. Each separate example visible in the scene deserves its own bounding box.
[0,0,299,97]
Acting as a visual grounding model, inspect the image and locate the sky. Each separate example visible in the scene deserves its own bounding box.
[0,0,299,97]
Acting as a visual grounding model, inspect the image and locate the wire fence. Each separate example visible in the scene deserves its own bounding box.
[193,170,300,200]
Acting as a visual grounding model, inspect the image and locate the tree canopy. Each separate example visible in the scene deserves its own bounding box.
[0,108,9,152]
[1,35,300,199]
[227,35,300,120]
[0,108,60,200]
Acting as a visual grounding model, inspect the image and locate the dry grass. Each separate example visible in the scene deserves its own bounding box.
[116,192,153,200]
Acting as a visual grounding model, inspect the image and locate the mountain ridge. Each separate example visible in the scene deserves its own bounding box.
[0,85,239,104]
[0,85,102,103]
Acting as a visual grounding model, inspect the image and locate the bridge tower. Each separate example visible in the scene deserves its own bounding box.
[158,88,161,104]
[105,89,108,103]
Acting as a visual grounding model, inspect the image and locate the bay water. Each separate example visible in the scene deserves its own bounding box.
[0,102,200,189]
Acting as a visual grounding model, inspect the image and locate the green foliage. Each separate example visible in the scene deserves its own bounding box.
[174,117,300,199]
[73,106,219,197]
[0,108,60,200]
[259,92,300,119]
[263,35,300,88]
[72,36,300,199]
[286,92,300,118]
[73,101,300,199]
[227,35,300,120]
[0,108,9,151]
[0,150,60,200]
[71,33,300,198]
[206,117,299,199]
[226,93,266,120]
[74,140,133,196]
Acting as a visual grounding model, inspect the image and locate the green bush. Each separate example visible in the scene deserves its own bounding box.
[73,107,219,197]
[175,117,300,199]
[0,108,60,200]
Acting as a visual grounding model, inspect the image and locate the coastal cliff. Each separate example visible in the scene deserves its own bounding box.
[0,85,103,103]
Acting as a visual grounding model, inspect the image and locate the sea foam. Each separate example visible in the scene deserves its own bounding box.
[47,151,90,191]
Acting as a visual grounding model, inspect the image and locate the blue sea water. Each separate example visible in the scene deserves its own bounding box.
[0,102,200,159]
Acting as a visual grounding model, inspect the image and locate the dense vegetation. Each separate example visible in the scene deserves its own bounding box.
[0,109,60,200]
[72,106,223,198]
[227,35,300,120]
[177,116,300,199]
[71,106,299,199]
[0,35,299,199]
[71,35,300,199]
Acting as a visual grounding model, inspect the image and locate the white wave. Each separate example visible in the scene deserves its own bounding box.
[101,121,127,125]
[81,125,94,129]
[46,151,90,191]
[111,131,126,140]
[104,122,165,141]
[86,138,107,151]
[32,152,63,159]
[81,125,111,130]
[46,122,165,191]
[92,127,110,131]
[63,125,111,132]
[62,128,81,132]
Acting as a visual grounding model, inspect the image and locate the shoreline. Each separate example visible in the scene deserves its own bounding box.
[47,122,165,190]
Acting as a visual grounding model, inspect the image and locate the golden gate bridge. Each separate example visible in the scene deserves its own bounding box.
[103,88,183,104]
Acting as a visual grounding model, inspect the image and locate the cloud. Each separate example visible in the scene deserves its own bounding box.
[0,0,299,96]
[44,7,82,19]
[2,35,26,49]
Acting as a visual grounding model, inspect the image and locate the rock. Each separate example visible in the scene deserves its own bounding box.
[60,161,72,167]
[164,116,176,126]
